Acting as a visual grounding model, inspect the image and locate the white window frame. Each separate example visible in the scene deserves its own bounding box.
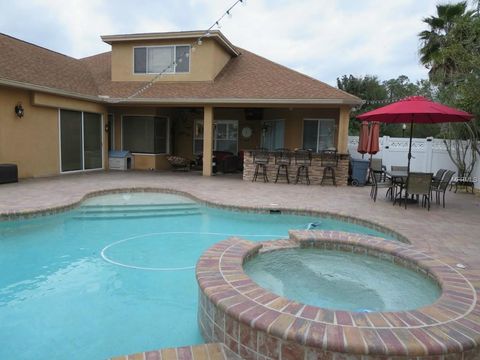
[58,109,104,174]
[303,118,336,153]
[120,114,170,155]
[193,119,239,154]
[193,119,204,155]
[133,45,191,75]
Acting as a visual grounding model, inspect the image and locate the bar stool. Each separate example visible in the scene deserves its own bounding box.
[252,149,269,182]
[294,149,311,185]
[320,149,338,186]
[274,148,291,183]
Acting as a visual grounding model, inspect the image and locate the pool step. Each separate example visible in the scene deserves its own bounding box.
[110,342,240,360]
[79,203,200,214]
[74,203,202,220]
[74,210,202,220]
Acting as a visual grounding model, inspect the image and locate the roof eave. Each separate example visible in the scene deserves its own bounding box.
[0,78,103,103]
[101,30,239,56]
[104,97,362,106]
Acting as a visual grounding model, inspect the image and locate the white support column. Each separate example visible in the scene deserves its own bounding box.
[202,106,214,176]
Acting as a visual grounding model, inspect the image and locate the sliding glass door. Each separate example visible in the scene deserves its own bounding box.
[84,112,102,169]
[60,110,102,172]
[60,110,83,172]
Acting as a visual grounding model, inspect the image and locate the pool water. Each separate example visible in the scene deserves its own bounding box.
[244,248,441,312]
[0,193,393,359]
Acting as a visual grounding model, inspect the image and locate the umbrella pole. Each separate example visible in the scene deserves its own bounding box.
[407,118,414,174]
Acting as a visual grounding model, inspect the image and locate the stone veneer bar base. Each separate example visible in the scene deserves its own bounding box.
[197,231,480,360]
[242,151,350,186]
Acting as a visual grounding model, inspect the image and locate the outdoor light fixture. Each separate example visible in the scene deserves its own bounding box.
[402,123,407,137]
[14,103,24,118]
[104,123,110,133]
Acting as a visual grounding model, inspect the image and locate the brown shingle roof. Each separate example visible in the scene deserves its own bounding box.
[0,33,99,97]
[1,32,361,105]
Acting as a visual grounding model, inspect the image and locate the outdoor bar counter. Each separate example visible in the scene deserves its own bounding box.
[242,150,349,186]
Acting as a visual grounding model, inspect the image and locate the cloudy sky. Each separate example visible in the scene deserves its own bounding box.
[0,0,451,86]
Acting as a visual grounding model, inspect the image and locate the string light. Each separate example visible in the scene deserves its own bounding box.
[113,0,245,102]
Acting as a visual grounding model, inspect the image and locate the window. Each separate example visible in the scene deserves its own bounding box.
[193,120,238,154]
[214,121,238,153]
[60,110,102,172]
[303,119,335,152]
[122,116,169,154]
[134,45,190,74]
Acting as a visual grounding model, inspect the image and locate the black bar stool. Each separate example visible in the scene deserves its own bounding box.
[274,149,291,183]
[294,149,311,185]
[321,149,338,186]
[252,149,269,182]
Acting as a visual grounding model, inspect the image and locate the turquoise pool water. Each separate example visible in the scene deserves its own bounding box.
[244,248,441,312]
[0,193,393,359]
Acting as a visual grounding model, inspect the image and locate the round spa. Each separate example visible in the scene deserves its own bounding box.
[196,231,480,360]
[243,248,441,313]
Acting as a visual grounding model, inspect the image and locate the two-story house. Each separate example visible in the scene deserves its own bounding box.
[0,30,361,181]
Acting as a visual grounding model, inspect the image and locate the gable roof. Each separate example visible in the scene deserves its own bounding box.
[0,32,361,106]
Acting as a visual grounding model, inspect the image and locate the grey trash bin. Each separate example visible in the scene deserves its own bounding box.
[350,158,370,186]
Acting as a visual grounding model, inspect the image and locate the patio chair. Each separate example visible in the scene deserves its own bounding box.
[320,149,338,186]
[370,158,386,181]
[252,149,269,182]
[294,149,312,185]
[403,172,433,210]
[431,170,455,208]
[274,148,291,183]
[370,171,394,202]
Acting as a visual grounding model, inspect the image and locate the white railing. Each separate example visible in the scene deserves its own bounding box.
[348,136,480,189]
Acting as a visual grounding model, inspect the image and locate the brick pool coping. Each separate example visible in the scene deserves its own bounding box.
[197,231,480,359]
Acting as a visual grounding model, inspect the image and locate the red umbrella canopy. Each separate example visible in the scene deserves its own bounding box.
[357,96,473,123]
[357,121,369,154]
[367,122,380,155]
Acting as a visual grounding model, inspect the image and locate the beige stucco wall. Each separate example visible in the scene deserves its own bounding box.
[111,38,232,82]
[0,86,108,178]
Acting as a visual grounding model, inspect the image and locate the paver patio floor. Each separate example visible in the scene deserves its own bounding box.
[0,170,478,266]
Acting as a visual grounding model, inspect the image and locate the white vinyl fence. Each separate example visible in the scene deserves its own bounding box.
[348,136,480,190]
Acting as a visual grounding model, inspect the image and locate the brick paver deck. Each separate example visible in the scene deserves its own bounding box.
[0,170,478,358]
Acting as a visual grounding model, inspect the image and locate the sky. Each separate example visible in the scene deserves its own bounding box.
[0,0,450,86]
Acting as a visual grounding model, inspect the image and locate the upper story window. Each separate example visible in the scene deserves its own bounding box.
[134,45,190,74]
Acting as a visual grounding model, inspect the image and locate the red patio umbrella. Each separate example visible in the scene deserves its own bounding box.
[357,96,473,173]
[357,121,369,156]
[366,122,380,155]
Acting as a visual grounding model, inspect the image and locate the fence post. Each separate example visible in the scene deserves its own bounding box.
[424,137,433,173]
[382,136,391,169]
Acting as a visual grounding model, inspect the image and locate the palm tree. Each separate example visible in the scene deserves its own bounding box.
[419,2,474,83]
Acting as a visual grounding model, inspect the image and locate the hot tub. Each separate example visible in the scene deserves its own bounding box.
[196,231,480,359]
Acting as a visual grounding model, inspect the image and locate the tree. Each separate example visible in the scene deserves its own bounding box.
[419,1,480,179]
[418,2,475,84]
[337,74,438,137]
[337,75,387,135]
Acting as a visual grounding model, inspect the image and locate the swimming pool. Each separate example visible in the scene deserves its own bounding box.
[0,192,394,359]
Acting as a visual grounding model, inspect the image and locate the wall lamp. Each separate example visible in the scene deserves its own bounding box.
[15,103,24,118]
[104,123,110,133]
